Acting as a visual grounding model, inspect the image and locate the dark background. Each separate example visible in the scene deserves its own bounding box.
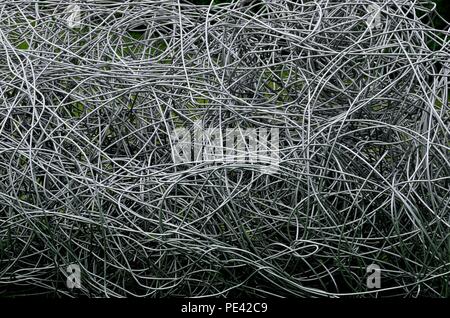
[430,0,450,29]
[188,0,450,30]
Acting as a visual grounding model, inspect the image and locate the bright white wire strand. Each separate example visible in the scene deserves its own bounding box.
[0,0,449,297]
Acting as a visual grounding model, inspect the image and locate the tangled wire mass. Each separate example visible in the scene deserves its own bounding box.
[0,0,449,297]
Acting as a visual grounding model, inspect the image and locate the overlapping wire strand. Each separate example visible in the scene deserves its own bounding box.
[0,0,449,297]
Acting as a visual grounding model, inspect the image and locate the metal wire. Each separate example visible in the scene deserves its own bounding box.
[0,0,449,297]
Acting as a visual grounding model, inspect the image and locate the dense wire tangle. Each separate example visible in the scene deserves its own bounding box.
[0,0,449,297]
